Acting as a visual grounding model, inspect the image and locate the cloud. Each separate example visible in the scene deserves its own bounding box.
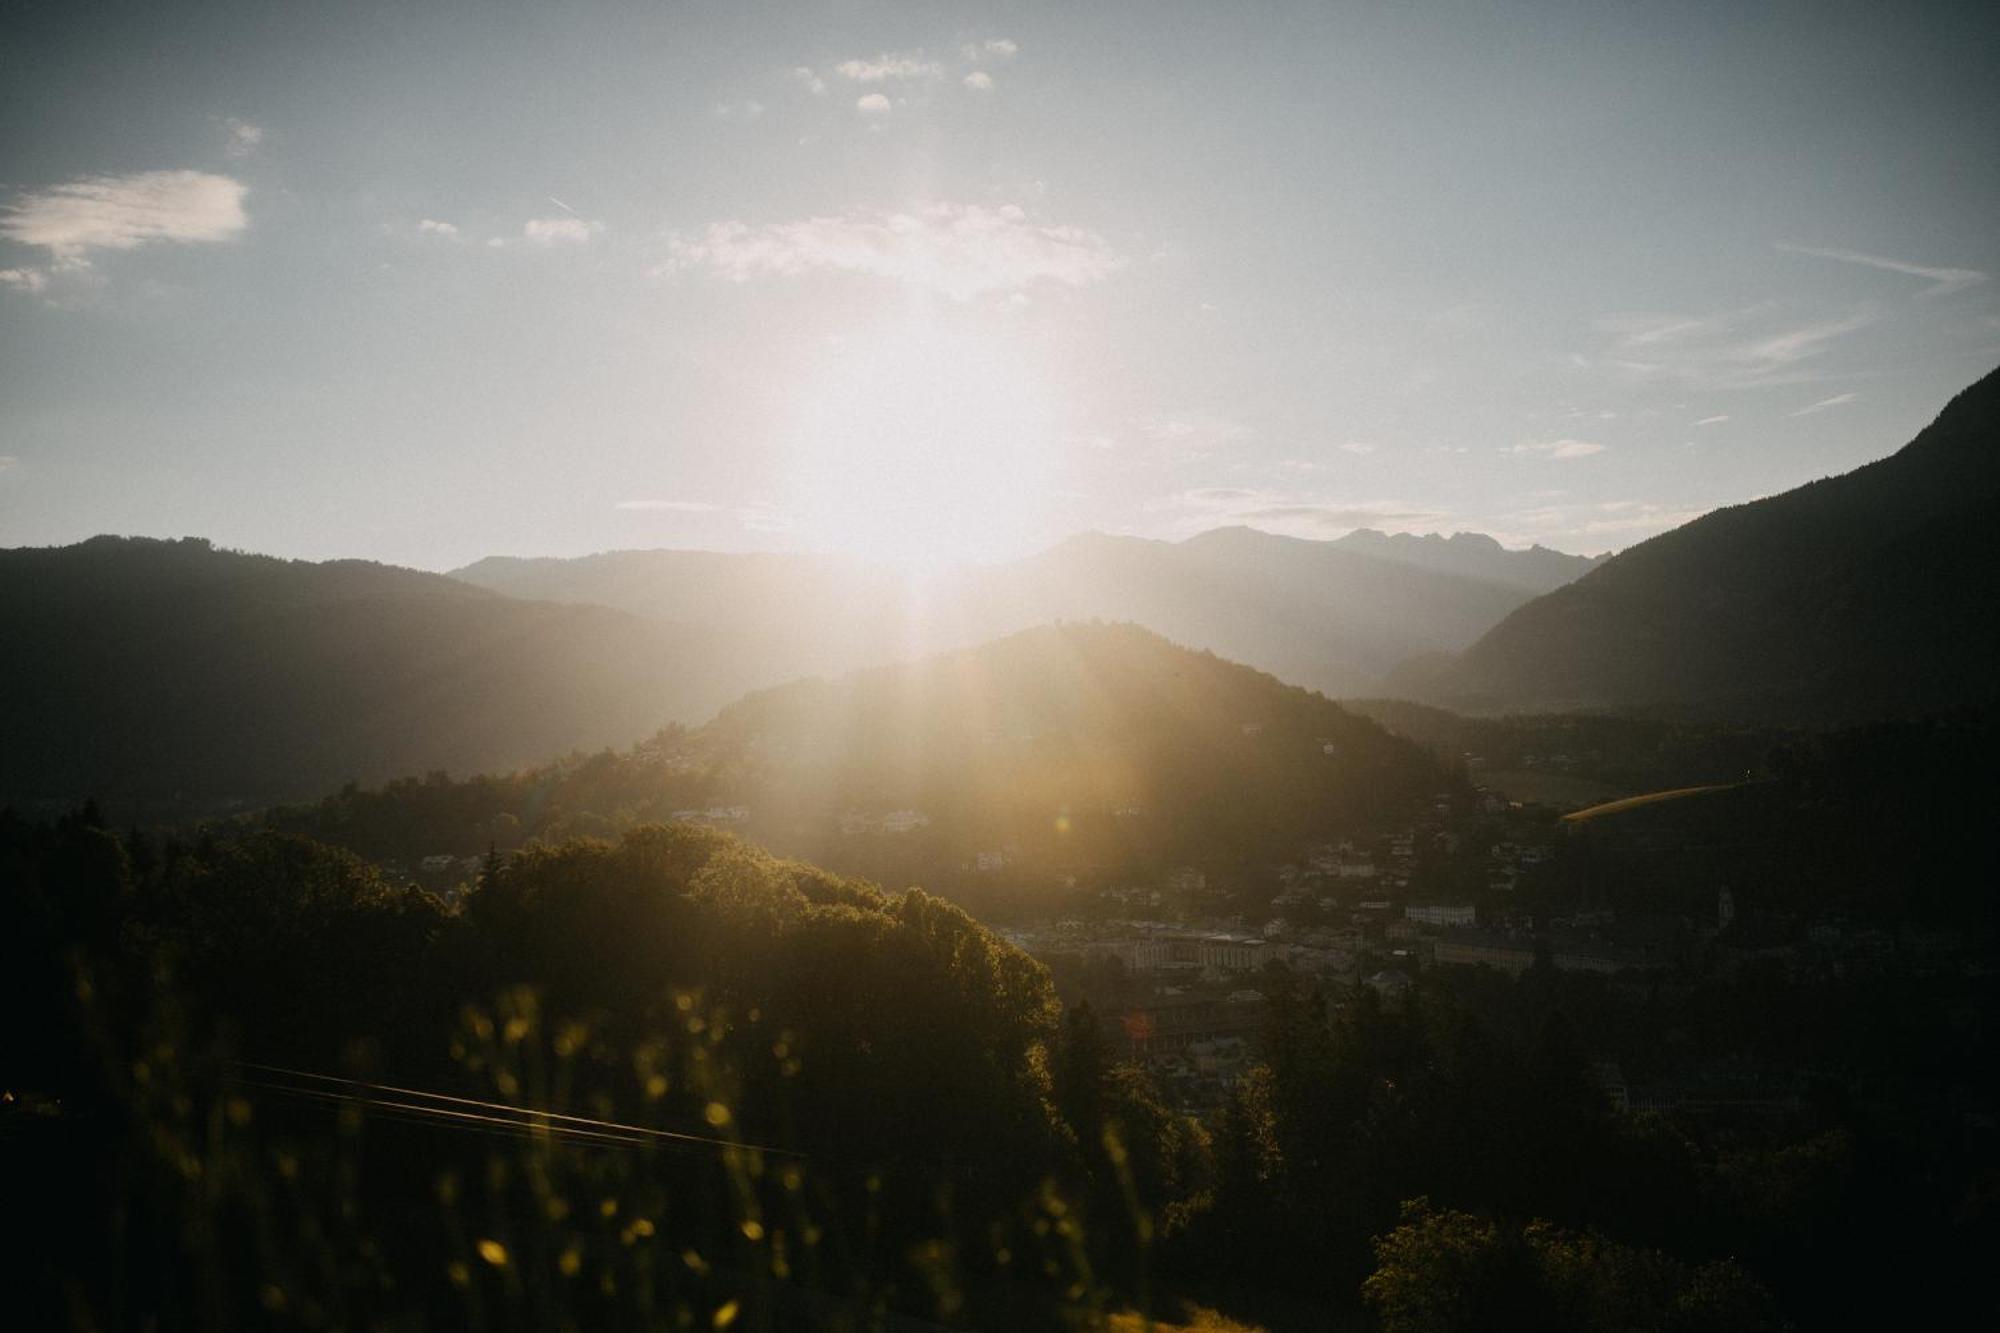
[1788,391,1859,417]
[1592,306,1874,390]
[1693,414,1730,426]
[523,216,599,245]
[1148,486,1445,538]
[221,118,264,159]
[416,218,460,239]
[0,267,50,294]
[1498,499,1712,546]
[0,454,18,471]
[658,202,1124,301]
[964,39,1019,61]
[788,66,827,95]
[1778,244,1987,298]
[1508,438,1608,459]
[616,498,790,533]
[963,71,995,92]
[836,53,943,82]
[733,501,792,534]
[1134,414,1254,458]
[712,99,764,122]
[1,170,248,258]
[855,92,893,115]
[1338,441,1379,455]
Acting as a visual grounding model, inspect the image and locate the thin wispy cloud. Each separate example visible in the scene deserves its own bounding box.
[658,202,1123,301]
[523,216,599,245]
[963,39,1019,61]
[0,267,51,294]
[617,498,790,533]
[1148,486,1444,539]
[855,93,892,115]
[416,219,460,240]
[1593,307,1875,390]
[788,66,827,95]
[733,501,792,534]
[1693,414,1730,426]
[1135,414,1254,458]
[1496,499,1713,546]
[1508,438,1608,459]
[835,53,943,82]
[1,170,248,258]
[221,118,264,160]
[1788,391,1859,417]
[1778,244,1988,298]
[963,71,995,92]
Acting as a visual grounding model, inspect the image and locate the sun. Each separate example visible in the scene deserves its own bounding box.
[778,311,1064,573]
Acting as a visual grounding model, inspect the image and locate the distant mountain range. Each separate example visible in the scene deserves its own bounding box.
[1,525,1590,811]
[1328,528,1604,591]
[1396,365,2000,722]
[453,523,1596,702]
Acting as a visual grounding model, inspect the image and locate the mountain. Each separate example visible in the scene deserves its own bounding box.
[0,536,749,810]
[1329,528,1605,592]
[698,621,1453,869]
[1396,365,2000,722]
[263,622,1458,904]
[453,524,1587,700]
[3,521,1577,815]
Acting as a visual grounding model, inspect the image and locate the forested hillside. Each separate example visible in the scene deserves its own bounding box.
[1399,365,2000,722]
[0,536,744,811]
[260,623,1457,909]
[15,801,1983,1328]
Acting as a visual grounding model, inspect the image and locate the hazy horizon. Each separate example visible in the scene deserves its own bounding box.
[6,0,1998,572]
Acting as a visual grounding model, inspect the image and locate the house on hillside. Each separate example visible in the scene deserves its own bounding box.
[1406,902,1478,928]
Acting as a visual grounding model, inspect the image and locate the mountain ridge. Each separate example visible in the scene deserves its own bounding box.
[1396,364,2000,721]
[450,523,1595,701]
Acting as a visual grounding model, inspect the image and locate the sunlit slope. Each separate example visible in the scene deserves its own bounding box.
[0,536,742,807]
[266,622,1457,891]
[1397,364,2000,722]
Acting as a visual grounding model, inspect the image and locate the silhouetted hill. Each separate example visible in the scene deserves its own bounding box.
[453,524,1579,699]
[1396,366,2000,722]
[1330,527,1604,591]
[702,621,1453,868]
[264,622,1458,904]
[0,536,743,809]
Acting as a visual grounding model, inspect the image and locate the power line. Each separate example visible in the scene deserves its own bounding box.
[226,1061,806,1160]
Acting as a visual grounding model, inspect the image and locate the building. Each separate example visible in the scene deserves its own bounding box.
[1406,902,1477,927]
[1101,996,1264,1058]
[1197,935,1265,972]
[1430,929,1665,977]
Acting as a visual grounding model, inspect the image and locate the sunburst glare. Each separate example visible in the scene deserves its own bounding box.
[779,310,1064,573]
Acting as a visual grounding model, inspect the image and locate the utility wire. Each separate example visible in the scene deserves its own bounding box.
[226,1061,807,1159]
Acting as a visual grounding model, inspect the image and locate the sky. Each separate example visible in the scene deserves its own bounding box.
[3,0,1998,571]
